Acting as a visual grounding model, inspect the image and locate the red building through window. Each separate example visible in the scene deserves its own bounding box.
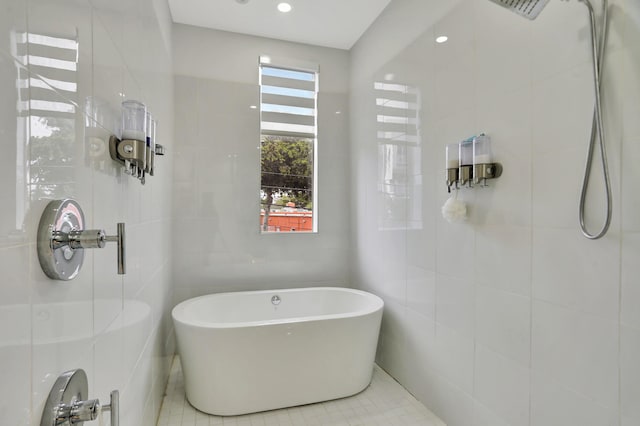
[260,202,313,232]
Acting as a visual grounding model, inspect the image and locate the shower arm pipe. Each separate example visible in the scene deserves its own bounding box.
[578,0,611,239]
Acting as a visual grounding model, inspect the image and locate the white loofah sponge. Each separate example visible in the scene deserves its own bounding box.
[442,194,467,223]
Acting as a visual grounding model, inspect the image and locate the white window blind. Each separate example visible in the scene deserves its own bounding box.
[259,61,317,138]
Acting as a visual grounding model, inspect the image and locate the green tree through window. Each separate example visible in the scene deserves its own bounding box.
[260,136,313,231]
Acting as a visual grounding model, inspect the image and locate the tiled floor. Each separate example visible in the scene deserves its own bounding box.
[157,356,445,426]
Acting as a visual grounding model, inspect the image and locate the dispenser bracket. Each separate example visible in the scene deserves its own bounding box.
[109,135,165,184]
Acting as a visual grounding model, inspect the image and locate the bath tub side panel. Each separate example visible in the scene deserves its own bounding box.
[176,309,382,416]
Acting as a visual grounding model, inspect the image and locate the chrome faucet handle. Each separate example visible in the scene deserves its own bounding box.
[41,369,120,426]
[108,223,126,275]
[67,223,126,275]
[66,390,118,425]
[37,199,127,280]
[101,390,119,426]
[101,223,126,275]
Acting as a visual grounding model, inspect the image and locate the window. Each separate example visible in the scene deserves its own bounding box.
[259,57,318,233]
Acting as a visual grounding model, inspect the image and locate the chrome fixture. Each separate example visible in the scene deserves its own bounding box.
[271,295,281,305]
[578,0,610,239]
[41,369,119,426]
[155,143,166,156]
[109,100,165,185]
[487,0,552,20]
[37,199,126,280]
[446,134,502,192]
[488,0,611,239]
[109,136,166,184]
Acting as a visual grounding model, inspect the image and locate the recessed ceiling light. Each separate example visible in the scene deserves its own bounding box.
[383,73,395,81]
[436,35,448,44]
[277,2,292,13]
[236,0,249,4]
[250,105,257,109]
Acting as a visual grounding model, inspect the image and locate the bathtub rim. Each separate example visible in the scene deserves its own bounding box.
[172,286,383,329]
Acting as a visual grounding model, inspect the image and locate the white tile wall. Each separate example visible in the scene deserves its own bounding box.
[530,370,619,426]
[350,0,640,425]
[0,0,174,424]
[474,345,530,426]
[475,284,530,366]
[621,325,640,421]
[170,25,351,303]
[532,300,618,407]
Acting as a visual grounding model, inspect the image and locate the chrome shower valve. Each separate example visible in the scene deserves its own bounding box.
[41,369,119,426]
[37,199,126,280]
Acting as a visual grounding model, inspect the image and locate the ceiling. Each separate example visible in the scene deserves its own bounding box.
[168,0,392,50]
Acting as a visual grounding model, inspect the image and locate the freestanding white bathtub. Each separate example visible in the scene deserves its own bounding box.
[172,287,384,416]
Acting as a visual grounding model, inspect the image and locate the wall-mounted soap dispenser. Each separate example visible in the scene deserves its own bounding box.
[445,134,502,191]
[458,137,474,187]
[446,143,459,192]
[109,100,165,184]
[118,100,147,179]
[472,134,502,186]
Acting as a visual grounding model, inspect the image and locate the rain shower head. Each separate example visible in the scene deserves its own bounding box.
[487,0,552,20]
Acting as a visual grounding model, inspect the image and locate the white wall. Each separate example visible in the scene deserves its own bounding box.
[350,0,640,425]
[171,25,350,301]
[0,0,174,424]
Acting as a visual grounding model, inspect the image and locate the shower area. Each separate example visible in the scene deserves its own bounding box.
[350,0,640,425]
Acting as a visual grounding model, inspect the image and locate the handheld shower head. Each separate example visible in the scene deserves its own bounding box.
[487,0,612,239]
[487,0,552,20]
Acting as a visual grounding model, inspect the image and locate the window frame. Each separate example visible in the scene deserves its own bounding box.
[258,56,319,234]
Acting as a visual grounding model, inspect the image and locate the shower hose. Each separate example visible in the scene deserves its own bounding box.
[578,0,611,239]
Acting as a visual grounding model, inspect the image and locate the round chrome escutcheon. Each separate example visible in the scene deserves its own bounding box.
[40,369,88,426]
[37,199,85,280]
